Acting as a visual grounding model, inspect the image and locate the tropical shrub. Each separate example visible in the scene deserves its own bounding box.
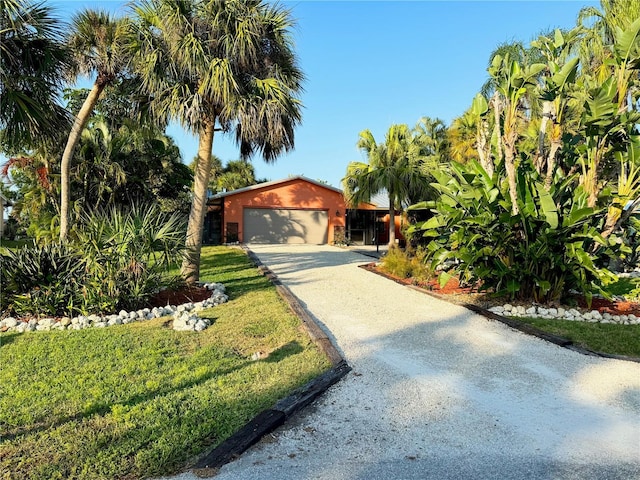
[73,204,186,312]
[409,160,619,304]
[1,204,186,316]
[381,246,432,283]
[1,242,88,316]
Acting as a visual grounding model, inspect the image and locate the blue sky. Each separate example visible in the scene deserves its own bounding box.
[56,0,597,189]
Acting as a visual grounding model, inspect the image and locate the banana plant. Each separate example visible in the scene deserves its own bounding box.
[531,28,581,186]
[409,159,617,304]
[470,93,493,176]
[488,54,546,214]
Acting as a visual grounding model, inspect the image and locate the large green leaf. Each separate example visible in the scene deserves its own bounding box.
[536,182,558,229]
[550,57,579,91]
[614,16,640,63]
[471,93,488,116]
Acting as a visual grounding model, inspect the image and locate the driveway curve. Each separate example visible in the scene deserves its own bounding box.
[173,244,640,480]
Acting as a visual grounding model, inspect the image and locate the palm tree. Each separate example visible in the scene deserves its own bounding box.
[132,0,303,283]
[577,0,640,88]
[0,0,69,153]
[59,9,131,239]
[342,124,433,248]
[218,160,257,192]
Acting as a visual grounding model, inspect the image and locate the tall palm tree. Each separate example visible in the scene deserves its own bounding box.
[0,0,69,153]
[59,9,131,239]
[132,0,303,283]
[342,124,432,247]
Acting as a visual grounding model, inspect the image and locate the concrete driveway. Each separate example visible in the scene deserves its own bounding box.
[171,244,640,480]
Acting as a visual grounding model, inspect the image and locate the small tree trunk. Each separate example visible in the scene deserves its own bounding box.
[476,117,494,176]
[535,101,553,175]
[388,195,396,248]
[544,137,561,189]
[491,92,504,165]
[182,121,216,284]
[59,81,106,240]
[503,132,519,215]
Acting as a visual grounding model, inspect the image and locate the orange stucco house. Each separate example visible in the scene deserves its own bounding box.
[203,176,402,245]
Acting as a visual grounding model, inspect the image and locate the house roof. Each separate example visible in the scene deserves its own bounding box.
[209,175,392,210]
[210,175,343,199]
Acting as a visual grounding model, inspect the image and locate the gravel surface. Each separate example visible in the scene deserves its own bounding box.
[163,244,640,480]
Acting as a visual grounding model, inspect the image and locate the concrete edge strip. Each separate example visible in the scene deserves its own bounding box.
[356,265,640,364]
[191,247,352,472]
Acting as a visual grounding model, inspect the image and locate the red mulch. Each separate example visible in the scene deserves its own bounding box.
[146,285,212,308]
[362,263,640,316]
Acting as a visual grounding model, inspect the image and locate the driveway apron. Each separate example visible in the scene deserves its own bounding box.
[172,244,640,480]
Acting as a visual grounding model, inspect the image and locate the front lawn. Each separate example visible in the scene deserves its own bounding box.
[0,246,331,480]
[515,317,640,358]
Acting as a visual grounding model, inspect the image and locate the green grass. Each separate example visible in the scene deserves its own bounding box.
[516,317,640,357]
[0,246,331,480]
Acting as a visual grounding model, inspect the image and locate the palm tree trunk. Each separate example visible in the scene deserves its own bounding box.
[59,80,105,240]
[182,121,216,284]
[388,196,396,248]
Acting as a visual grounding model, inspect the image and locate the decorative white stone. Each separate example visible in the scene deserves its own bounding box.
[547,308,557,316]
[557,307,565,317]
[516,306,526,314]
[129,311,139,319]
[60,317,71,327]
[118,310,129,319]
[94,322,107,328]
[3,317,17,328]
[525,306,537,315]
[503,304,513,312]
[489,306,505,314]
[38,318,55,327]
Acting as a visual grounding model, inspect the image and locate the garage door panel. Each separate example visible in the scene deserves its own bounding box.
[244,209,328,244]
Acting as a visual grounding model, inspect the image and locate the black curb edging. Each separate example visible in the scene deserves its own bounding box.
[358,265,640,364]
[191,247,352,472]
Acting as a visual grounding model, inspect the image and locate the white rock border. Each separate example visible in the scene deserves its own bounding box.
[488,303,639,325]
[0,282,228,334]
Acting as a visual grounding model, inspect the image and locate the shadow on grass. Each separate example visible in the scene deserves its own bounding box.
[263,341,303,363]
[0,332,19,348]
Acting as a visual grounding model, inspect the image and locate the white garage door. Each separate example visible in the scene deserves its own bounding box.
[243,208,328,244]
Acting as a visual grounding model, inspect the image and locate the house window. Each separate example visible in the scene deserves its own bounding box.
[226,222,239,243]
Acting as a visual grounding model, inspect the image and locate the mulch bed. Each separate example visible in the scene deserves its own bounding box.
[146,285,212,308]
[361,262,640,317]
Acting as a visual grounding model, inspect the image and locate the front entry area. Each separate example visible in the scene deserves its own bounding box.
[243,208,329,244]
